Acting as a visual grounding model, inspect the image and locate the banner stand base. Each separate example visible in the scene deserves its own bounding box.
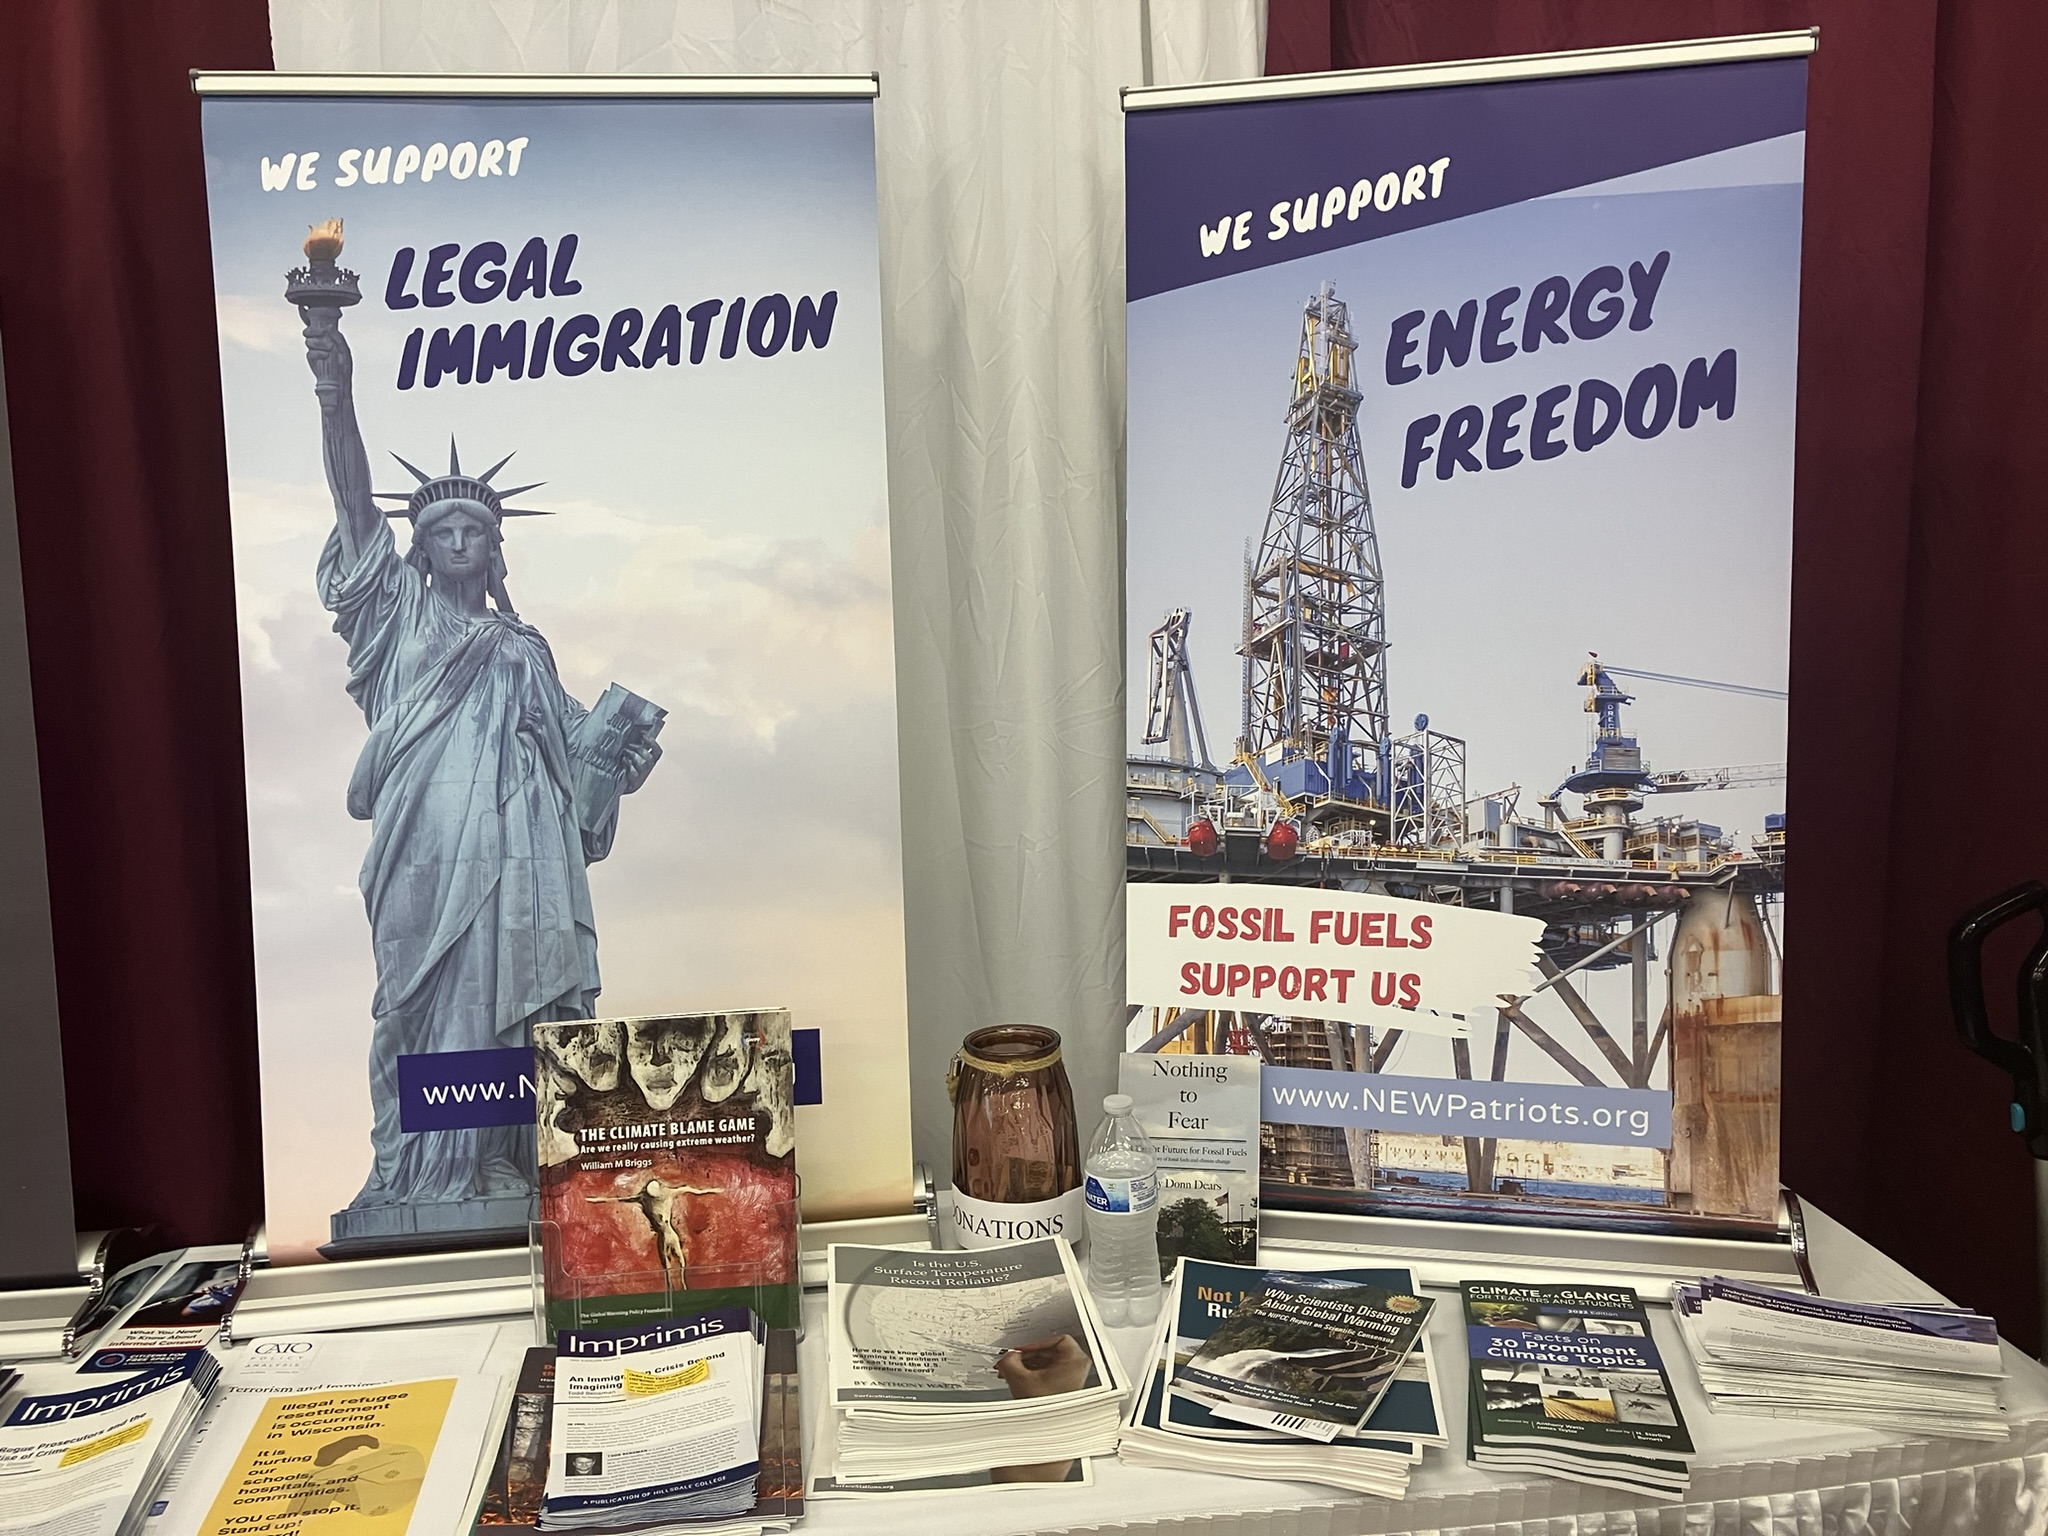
[0,1188,1807,1357]
[1257,1191,1811,1294]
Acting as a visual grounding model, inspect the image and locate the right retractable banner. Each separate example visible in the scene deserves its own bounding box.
[1122,33,1813,1235]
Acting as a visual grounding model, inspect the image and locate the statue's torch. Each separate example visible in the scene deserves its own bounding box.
[285,218,362,310]
[287,219,362,409]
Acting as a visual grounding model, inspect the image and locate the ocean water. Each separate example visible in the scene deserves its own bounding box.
[1376,1168,1665,1207]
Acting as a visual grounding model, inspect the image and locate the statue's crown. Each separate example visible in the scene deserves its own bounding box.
[373,439,548,524]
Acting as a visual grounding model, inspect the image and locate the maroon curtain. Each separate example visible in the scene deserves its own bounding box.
[0,1,273,1250]
[1271,0,2048,1348]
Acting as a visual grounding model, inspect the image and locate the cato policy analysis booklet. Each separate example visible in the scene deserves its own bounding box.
[143,1325,505,1536]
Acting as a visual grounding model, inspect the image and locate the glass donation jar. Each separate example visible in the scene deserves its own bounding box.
[948,1025,1084,1250]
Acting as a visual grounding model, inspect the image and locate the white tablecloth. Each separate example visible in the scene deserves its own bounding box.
[790,1202,2048,1535]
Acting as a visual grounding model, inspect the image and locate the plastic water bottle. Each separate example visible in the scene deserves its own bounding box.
[1083,1093,1163,1327]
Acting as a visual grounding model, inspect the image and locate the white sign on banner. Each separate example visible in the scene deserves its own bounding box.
[1126,883,1541,1037]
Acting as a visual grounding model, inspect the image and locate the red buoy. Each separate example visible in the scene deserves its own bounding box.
[1186,817,1219,858]
[1264,820,1299,862]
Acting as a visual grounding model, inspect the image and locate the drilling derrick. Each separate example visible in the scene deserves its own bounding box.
[1239,283,1387,801]
[1142,608,1214,770]
[1561,654,1655,861]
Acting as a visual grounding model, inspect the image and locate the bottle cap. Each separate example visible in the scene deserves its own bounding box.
[1104,1093,1133,1115]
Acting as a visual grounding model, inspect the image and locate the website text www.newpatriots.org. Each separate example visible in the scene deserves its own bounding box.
[419,1078,528,1106]
[397,1046,538,1132]
[1261,1067,1670,1150]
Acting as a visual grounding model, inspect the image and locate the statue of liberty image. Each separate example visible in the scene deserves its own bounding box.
[287,221,665,1254]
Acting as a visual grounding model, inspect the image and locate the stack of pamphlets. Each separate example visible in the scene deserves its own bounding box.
[1463,1281,1694,1498]
[142,1323,506,1536]
[1672,1277,2008,1440]
[821,1240,1129,1488]
[1119,1259,1447,1496]
[538,1311,768,1531]
[1172,1267,1435,1439]
[0,1345,221,1536]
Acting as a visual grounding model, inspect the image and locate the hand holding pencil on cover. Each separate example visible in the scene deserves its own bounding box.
[994,1334,1092,1399]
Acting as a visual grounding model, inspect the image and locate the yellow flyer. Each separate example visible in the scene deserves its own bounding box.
[196,1379,456,1536]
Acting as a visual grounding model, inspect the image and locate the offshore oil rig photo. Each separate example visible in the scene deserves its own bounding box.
[1127,283,1787,1230]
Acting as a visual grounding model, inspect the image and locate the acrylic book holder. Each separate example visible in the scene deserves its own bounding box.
[529,1200,803,1343]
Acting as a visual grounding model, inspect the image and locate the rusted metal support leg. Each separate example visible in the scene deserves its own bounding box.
[1451,1036,1487,1193]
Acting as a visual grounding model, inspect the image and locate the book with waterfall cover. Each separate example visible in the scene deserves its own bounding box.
[1116,1264,1423,1498]
[474,1348,555,1529]
[1463,1280,1693,1496]
[1170,1274,1433,1441]
[1161,1259,1443,1448]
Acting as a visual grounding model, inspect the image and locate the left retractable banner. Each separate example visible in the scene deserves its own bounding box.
[195,76,912,1263]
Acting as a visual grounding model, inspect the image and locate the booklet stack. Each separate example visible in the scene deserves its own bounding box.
[1463,1281,1695,1498]
[475,1327,804,1533]
[1672,1277,2008,1441]
[533,1310,788,1532]
[146,1323,506,1536]
[1119,1258,1447,1496]
[820,1240,1129,1490]
[0,1346,221,1536]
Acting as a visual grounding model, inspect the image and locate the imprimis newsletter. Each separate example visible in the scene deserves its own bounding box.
[540,1309,764,1530]
[0,1348,219,1536]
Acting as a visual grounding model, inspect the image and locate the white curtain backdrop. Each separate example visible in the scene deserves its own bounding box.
[266,0,1268,1192]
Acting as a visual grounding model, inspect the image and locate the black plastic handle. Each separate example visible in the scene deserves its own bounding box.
[2018,926,2048,1157]
[1947,881,2048,1081]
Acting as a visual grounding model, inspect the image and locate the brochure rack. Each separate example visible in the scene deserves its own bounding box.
[529,1205,802,1338]
[223,1242,535,1343]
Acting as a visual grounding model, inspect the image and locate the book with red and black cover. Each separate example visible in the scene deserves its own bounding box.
[535,1011,798,1335]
